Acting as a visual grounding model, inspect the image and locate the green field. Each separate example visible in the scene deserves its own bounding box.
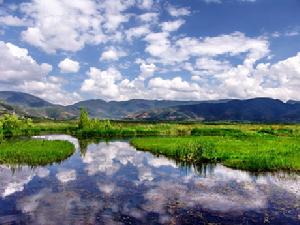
[0,139,75,166]
[1,112,300,171]
[130,135,300,172]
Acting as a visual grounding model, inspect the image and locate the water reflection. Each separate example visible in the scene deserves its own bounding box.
[0,135,299,224]
[0,166,49,198]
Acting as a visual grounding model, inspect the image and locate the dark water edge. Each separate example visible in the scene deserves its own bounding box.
[0,135,299,225]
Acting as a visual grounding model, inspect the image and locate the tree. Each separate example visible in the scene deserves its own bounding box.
[78,108,90,129]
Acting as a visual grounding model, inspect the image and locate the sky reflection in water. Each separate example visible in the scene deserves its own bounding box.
[0,135,299,225]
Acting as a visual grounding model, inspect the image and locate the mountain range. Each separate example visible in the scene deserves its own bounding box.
[1,91,300,123]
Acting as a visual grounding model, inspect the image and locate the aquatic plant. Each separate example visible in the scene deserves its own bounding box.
[130,136,300,172]
[0,139,75,166]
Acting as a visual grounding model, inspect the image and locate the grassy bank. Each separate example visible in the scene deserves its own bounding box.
[2,110,300,139]
[130,136,300,172]
[0,139,75,166]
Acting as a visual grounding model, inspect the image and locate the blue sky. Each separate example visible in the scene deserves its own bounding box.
[0,0,300,104]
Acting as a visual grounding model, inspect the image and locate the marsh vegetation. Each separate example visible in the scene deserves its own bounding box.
[0,139,74,166]
[130,135,300,172]
[0,110,300,171]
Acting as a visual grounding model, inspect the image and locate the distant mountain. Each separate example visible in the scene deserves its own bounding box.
[130,98,300,123]
[72,99,210,118]
[0,91,78,120]
[0,91,53,108]
[1,91,300,123]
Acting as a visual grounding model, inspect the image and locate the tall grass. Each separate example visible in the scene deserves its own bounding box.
[0,139,75,166]
[2,110,300,139]
[130,136,300,172]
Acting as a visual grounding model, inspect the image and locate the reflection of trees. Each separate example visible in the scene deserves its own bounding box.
[166,159,216,177]
[78,137,120,156]
[78,138,105,156]
[78,138,90,156]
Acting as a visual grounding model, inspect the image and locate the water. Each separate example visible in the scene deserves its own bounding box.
[0,135,299,225]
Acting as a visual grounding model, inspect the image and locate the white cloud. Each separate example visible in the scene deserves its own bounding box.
[195,58,232,72]
[138,12,159,23]
[100,47,126,61]
[190,52,300,101]
[1,1,299,103]
[149,77,197,92]
[139,62,156,79]
[0,41,50,82]
[77,34,300,102]
[0,41,81,105]
[137,0,153,10]
[0,15,27,26]
[20,80,81,105]
[144,32,269,65]
[161,19,185,32]
[20,0,106,53]
[81,67,122,100]
[18,0,136,53]
[167,5,190,17]
[58,58,80,73]
[126,26,151,40]
[100,0,135,32]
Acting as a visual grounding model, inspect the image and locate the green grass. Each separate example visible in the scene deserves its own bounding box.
[130,136,300,172]
[0,139,75,166]
[191,128,247,137]
[3,111,300,139]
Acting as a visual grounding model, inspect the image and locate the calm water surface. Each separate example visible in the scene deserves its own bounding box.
[0,135,299,225]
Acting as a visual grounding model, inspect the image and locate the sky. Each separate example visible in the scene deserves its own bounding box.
[0,0,300,105]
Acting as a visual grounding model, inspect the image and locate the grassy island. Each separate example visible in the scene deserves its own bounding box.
[0,139,75,166]
[130,135,300,172]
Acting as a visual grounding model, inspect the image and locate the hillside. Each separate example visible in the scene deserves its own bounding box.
[0,91,53,108]
[72,99,208,118]
[130,98,300,123]
[1,91,300,123]
[0,91,78,119]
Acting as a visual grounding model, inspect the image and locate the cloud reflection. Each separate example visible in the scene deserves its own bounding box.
[0,166,49,198]
[2,136,299,224]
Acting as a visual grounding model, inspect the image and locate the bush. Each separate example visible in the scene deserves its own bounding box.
[0,114,33,137]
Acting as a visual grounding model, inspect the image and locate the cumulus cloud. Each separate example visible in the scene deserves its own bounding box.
[138,12,159,23]
[139,62,156,79]
[0,41,81,105]
[161,19,185,32]
[167,5,190,17]
[18,0,135,53]
[0,15,27,26]
[81,67,122,100]
[126,26,151,41]
[145,32,269,65]
[137,0,153,10]
[1,0,299,103]
[0,41,51,82]
[58,58,80,73]
[19,80,81,105]
[20,0,104,53]
[100,47,126,61]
